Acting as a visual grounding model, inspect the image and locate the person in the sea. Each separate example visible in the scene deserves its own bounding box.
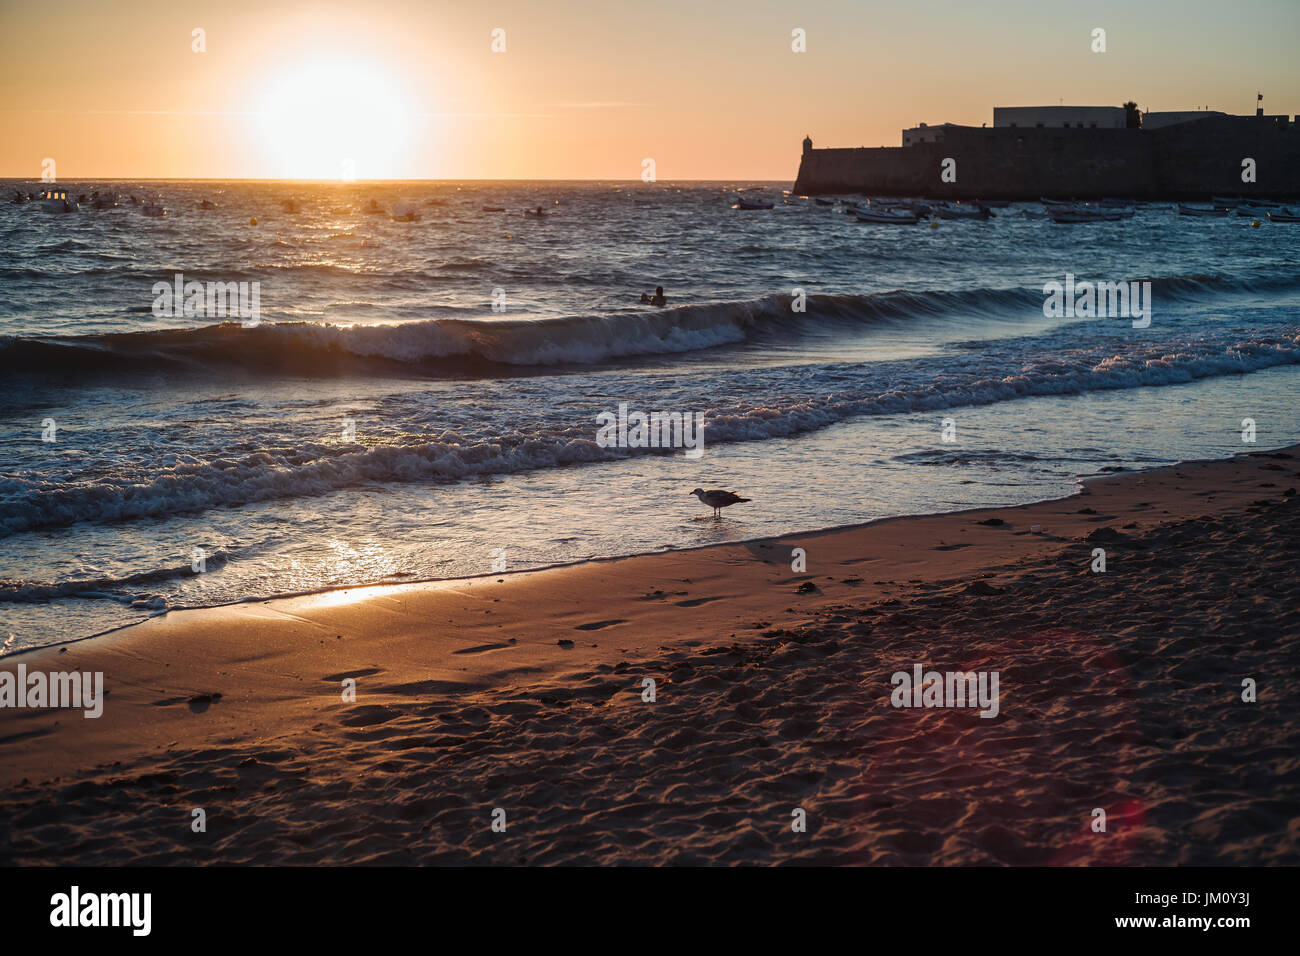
[639,286,666,306]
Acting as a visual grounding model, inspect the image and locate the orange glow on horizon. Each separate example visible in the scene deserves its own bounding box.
[1,0,1297,180]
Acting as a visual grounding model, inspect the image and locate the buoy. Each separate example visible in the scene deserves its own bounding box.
[1252,220,1262,228]
[250,217,258,226]
[929,220,939,229]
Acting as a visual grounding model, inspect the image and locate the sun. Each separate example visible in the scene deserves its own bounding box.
[256,59,415,180]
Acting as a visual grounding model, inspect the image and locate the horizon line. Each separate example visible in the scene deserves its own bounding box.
[0,177,799,184]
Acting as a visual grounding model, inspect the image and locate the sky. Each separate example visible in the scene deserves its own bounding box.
[1,0,1297,180]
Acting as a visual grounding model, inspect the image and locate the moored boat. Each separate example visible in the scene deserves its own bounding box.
[934,202,991,220]
[390,202,421,222]
[1086,205,1135,218]
[37,188,78,213]
[1047,205,1125,223]
[1177,204,1228,217]
[855,208,918,224]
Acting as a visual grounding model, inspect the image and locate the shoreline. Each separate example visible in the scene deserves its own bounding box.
[10,446,1286,660]
[2,446,1297,864]
[6,465,1095,658]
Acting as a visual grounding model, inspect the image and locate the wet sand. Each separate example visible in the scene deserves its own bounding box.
[1,449,1297,864]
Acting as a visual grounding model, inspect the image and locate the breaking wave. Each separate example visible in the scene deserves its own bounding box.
[2,325,1296,536]
[3,272,1295,378]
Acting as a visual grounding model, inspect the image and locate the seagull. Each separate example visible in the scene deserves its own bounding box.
[690,488,751,519]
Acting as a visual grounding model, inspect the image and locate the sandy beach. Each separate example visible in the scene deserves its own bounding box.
[1,448,1296,865]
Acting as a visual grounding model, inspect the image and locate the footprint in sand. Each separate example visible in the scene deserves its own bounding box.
[187,693,221,714]
[452,643,512,656]
[151,693,223,714]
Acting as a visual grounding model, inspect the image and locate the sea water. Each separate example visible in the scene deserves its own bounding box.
[1,181,1296,649]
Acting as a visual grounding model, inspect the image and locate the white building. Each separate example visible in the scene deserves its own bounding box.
[901,122,958,146]
[992,106,1126,129]
[1140,109,1228,129]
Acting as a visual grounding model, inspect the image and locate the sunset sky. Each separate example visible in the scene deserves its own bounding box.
[2,0,1297,180]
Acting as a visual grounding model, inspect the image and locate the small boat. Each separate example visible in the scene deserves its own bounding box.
[1087,205,1135,218]
[1267,209,1300,222]
[91,197,118,211]
[814,197,835,206]
[390,202,421,222]
[934,202,991,220]
[1040,197,1078,207]
[733,199,774,210]
[141,202,166,217]
[1047,205,1125,223]
[1048,211,1105,224]
[1236,205,1273,217]
[37,187,78,213]
[855,208,918,224]
[1097,198,1135,208]
[1177,204,1228,217]
[482,206,506,212]
[199,199,218,210]
[872,199,933,217]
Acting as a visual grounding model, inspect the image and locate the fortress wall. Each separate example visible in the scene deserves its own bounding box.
[1152,117,1300,197]
[794,118,1299,199]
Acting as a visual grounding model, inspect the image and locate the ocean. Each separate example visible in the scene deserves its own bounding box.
[2,180,1297,650]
